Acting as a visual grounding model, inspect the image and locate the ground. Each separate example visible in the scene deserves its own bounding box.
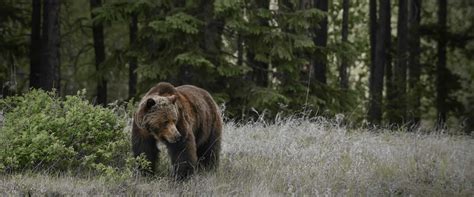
[1,117,473,195]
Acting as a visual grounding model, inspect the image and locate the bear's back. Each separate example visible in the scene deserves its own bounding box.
[176,85,219,115]
[176,85,222,146]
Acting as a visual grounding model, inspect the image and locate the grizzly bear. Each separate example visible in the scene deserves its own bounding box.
[132,82,222,179]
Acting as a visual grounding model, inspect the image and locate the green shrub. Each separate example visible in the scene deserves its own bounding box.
[0,89,132,174]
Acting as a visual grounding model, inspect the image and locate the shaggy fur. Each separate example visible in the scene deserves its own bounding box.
[132,82,222,179]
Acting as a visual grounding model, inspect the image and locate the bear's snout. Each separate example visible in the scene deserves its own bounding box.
[149,124,182,144]
[165,129,182,143]
[172,133,182,143]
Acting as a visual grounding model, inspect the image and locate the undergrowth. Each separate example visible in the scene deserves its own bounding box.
[0,90,473,195]
[0,90,148,178]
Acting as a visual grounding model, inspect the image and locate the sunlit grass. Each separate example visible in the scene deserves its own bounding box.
[1,117,473,195]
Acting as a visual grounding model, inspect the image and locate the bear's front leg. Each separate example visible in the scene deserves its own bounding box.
[132,122,159,175]
[166,136,198,180]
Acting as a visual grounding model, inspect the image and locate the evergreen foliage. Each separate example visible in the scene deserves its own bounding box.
[0,0,472,129]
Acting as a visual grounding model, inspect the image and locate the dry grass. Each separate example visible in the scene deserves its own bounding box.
[1,117,473,196]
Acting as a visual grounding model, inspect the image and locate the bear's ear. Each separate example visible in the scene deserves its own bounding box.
[145,98,156,109]
[168,95,177,104]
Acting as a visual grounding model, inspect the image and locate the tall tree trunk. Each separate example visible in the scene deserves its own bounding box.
[408,0,422,126]
[129,12,138,99]
[313,0,328,84]
[29,0,42,89]
[436,0,448,126]
[369,0,377,88]
[39,0,60,91]
[368,0,390,125]
[385,0,395,125]
[391,0,408,124]
[90,0,107,105]
[340,0,349,89]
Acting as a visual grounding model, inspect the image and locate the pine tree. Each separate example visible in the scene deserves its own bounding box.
[340,0,350,89]
[368,0,390,125]
[392,0,408,124]
[129,12,138,99]
[29,0,42,89]
[39,0,61,91]
[313,0,328,85]
[436,0,448,126]
[407,0,422,126]
[90,0,107,105]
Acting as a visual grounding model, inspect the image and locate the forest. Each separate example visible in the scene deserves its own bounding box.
[1,0,474,130]
[1,0,473,195]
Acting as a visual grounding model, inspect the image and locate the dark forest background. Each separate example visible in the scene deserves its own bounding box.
[0,0,473,133]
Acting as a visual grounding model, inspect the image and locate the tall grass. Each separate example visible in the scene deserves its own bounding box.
[1,117,473,196]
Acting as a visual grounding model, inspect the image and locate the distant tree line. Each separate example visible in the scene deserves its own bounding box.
[0,0,473,133]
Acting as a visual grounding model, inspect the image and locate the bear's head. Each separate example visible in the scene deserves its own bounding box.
[134,95,182,143]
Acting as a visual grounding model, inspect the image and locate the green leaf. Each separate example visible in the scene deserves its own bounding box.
[174,52,215,68]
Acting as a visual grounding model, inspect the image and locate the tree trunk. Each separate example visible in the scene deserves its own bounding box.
[368,0,390,125]
[391,0,408,124]
[313,0,328,84]
[408,0,422,126]
[436,0,447,126]
[90,0,107,105]
[340,0,349,89]
[369,0,377,88]
[465,109,474,135]
[385,0,395,125]
[29,0,42,89]
[39,0,61,91]
[129,12,138,99]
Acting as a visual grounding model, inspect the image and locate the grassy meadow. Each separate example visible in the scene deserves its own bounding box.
[1,117,473,196]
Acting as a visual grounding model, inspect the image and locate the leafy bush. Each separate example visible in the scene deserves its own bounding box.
[0,89,134,174]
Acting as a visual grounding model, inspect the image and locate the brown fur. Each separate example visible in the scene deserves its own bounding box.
[132,82,222,179]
